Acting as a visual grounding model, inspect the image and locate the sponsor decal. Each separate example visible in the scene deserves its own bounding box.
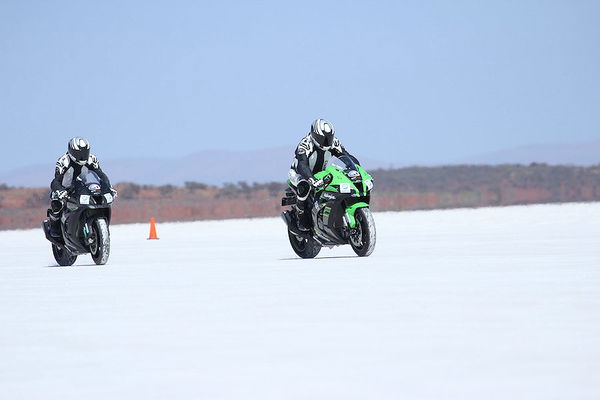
[321,192,335,200]
[339,183,351,193]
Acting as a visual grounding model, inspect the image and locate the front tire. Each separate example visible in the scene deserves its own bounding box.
[288,229,321,259]
[90,218,110,265]
[52,244,77,266]
[350,208,376,257]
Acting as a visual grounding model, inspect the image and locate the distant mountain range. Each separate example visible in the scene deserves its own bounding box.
[0,147,388,187]
[452,140,600,166]
[1,141,598,187]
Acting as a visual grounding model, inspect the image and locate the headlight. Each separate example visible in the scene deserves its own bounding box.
[365,179,374,191]
[104,193,113,203]
[80,195,90,205]
[348,170,361,180]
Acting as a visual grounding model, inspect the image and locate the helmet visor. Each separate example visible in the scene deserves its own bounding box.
[322,133,334,148]
[69,147,90,164]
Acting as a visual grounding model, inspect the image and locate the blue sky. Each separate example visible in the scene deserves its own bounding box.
[1,0,599,172]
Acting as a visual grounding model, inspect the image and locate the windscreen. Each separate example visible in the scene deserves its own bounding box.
[79,169,102,185]
[328,155,357,171]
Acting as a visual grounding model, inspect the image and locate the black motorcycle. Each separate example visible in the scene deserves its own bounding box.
[42,169,115,266]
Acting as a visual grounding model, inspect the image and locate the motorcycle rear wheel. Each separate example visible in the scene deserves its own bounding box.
[350,208,376,257]
[52,244,77,266]
[288,229,321,259]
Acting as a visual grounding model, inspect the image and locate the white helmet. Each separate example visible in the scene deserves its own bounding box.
[310,119,335,150]
[68,137,90,165]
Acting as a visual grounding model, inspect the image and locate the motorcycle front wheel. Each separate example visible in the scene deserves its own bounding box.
[90,218,110,265]
[350,208,376,257]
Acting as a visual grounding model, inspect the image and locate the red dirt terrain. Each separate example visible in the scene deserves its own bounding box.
[1,164,600,230]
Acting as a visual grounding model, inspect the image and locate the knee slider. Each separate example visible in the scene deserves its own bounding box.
[50,200,63,214]
[296,180,310,200]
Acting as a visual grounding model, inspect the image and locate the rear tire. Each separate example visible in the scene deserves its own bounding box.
[288,229,321,259]
[52,244,77,266]
[90,218,110,265]
[350,208,376,257]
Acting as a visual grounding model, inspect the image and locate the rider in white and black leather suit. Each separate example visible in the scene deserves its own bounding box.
[48,137,113,237]
[289,119,360,231]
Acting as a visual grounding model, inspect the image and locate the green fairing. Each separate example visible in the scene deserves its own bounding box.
[314,164,373,197]
[358,165,372,181]
[312,164,372,228]
[345,202,369,228]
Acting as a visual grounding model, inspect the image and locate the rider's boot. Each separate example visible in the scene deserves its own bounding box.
[48,201,63,238]
[296,199,310,232]
[49,217,62,237]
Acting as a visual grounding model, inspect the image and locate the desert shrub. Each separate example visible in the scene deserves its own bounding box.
[24,191,50,208]
[217,183,243,198]
[184,181,209,190]
[251,182,286,196]
[116,183,141,200]
[159,184,175,195]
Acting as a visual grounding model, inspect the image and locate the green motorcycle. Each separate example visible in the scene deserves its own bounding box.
[281,155,376,258]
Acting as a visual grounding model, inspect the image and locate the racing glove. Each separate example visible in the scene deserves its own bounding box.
[308,177,325,189]
[52,189,68,200]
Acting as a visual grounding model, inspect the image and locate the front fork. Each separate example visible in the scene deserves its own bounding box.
[344,202,369,229]
[82,220,96,246]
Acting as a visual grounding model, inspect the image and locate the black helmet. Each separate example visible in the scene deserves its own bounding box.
[310,119,335,150]
[68,137,90,165]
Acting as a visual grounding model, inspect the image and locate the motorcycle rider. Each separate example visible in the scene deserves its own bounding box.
[48,137,114,237]
[289,118,360,231]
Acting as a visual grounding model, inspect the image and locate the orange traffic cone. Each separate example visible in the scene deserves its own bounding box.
[147,217,159,240]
